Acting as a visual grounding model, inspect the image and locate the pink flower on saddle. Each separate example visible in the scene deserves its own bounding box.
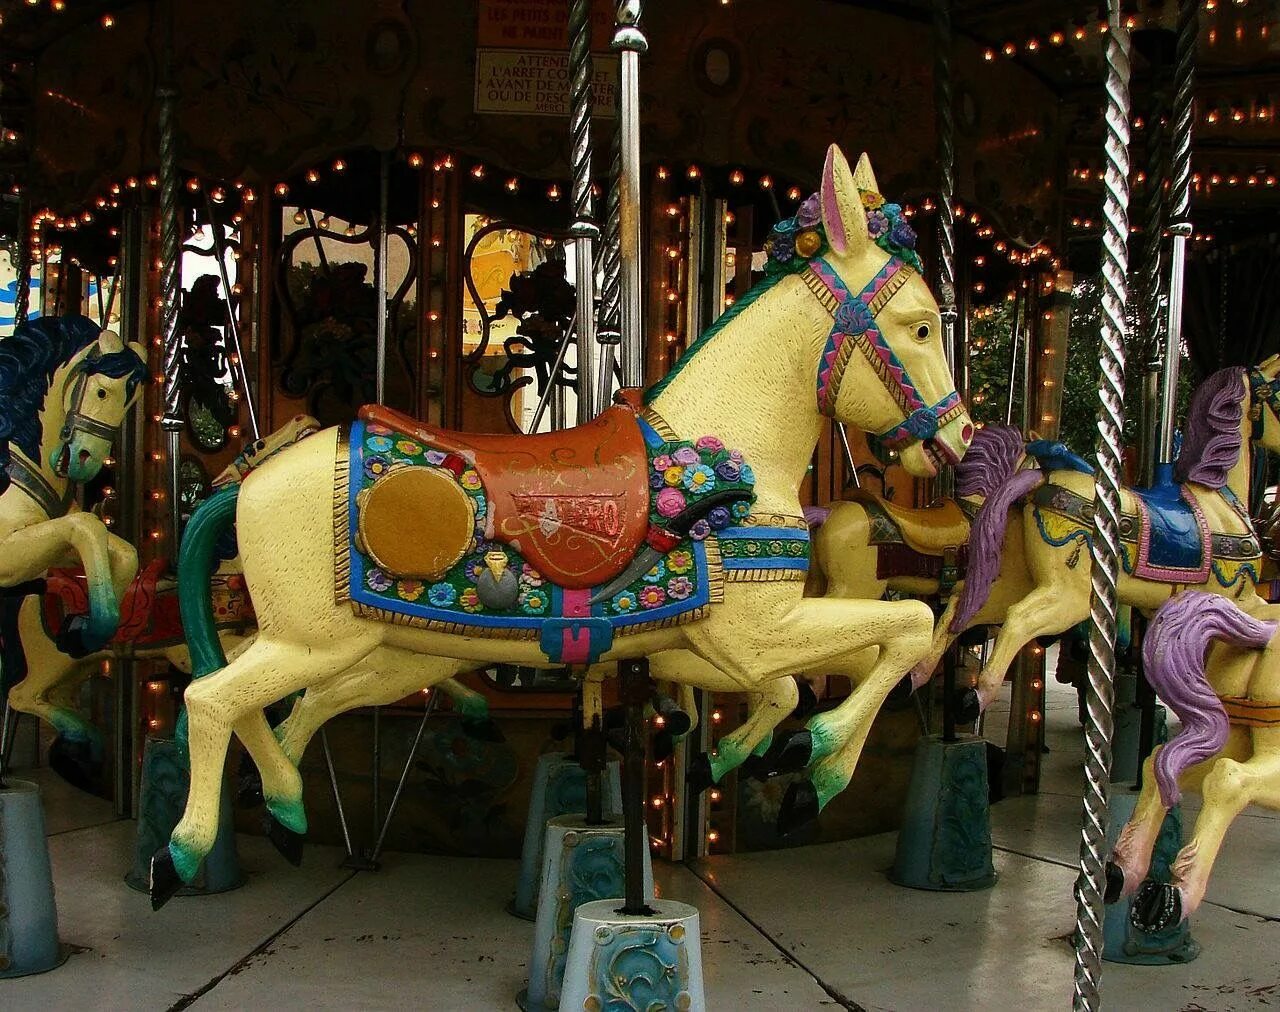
[653,453,673,471]
[694,436,724,453]
[638,585,667,609]
[656,487,686,518]
[460,469,482,491]
[673,446,700,467]
[667,575,693,600]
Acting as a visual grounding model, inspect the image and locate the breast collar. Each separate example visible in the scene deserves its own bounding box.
[6,449,75,519]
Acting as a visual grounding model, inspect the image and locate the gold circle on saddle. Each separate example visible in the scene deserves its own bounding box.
[356,467,475,580]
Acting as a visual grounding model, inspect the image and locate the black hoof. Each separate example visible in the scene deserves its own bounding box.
[460,717,506,743]
[651,730,675,763]
[1104,861,1125,904]
[952,688,982,725]
[54,615,98,659]
[1131,880,1182,934]
[660,709,693,738]
[264,815,305,867]
[1035,633,1060,649]
[760,729,814,778]
[740,752,770,782]
[686,752,716,794]
[149,847,185,911]
[776,779,820,837]
[886,675,914,706]
[794,680,820,719]
[48,736,107,797]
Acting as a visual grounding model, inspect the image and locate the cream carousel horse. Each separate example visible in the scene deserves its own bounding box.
[0,316,147,670]
[150,146,973,904]
[931,362,1280,716]
[1106,590,1280,932]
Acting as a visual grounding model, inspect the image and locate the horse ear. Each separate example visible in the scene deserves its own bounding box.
[98,328,124,354]
[819,144,872,257]
[852,152,880,195]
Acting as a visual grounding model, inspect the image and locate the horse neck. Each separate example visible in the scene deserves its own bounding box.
[648,276,827,515]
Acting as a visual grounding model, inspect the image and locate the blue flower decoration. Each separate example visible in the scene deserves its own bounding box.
[768,230,795,263]
[611,590,638,613]
[835,298,874,337]
[730,500,751,519]
[689,519,712,541]
[682,463,716,495]
[428,582,457,607]
[714,459,741,482]
[890,217,917,249]
[707,506,732,531]
[649,470,666,490]
[366,435,394,453]
[366,567,393,592]
[739,463,756,485]
[643,560,666,583]
[364,454,390,480]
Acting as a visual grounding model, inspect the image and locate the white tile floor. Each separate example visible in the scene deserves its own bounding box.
[5,678,1280,1011]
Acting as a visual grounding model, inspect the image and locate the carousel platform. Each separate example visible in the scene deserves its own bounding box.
[6,681,1280,1011]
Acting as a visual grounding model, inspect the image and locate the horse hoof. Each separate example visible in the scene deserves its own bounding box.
[793,680,820,719]
[48,736,107,797]
[686,753,716,794]
[886,675,914,705]
[54,615,99,659]
[1131,880,1181,934]
[952,688,982,725]
[776,779,820,837]
[1104,861,1125,904]
[149,848,185,911]
[460,717,506,743]
[651,730,676,764]
[762,729,813,777]
[659,709,693,738]
[264,814,305,867]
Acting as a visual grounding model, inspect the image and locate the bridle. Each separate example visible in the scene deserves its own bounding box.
[802,255,966,461]
[59,350,125,446]
[1248,366,1280,441]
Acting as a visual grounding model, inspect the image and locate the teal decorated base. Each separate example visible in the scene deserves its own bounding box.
[510,753,622,921]
[890,734,997,892]
[1103,789,1200,965]
[520,814,654,1010]
[559,898,704,1012]
[0,779,70,979]
[124,737,244,897]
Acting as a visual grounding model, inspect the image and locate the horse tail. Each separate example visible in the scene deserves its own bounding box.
[1143,591,1277,808]
[178,484,241,678]
[949,467,1044,633]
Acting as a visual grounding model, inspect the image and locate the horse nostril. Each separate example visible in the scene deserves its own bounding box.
[961,423,974,444]
[78,449,91,463]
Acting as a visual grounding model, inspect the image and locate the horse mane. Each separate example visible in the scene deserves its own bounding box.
[954,424,1025,499]
[0,315,106,468]
[1174,367,1246,489]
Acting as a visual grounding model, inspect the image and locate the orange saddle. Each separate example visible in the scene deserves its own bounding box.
[359,393,651,590]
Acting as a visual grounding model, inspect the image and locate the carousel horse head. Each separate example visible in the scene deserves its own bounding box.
[1248,353,1280,455]
[810,145,973,476]
[0,315,147,484]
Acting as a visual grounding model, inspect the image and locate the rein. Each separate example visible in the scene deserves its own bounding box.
[803,256,965,455]
[1248,367,1280,442]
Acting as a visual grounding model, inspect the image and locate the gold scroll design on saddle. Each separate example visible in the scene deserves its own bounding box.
[509,492,625,541]
[355,465,477,581]
[850,489,970,556]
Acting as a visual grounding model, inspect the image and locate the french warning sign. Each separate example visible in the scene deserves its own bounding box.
[474,49,618,117]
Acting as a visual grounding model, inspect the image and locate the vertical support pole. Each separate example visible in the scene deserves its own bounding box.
[1004,282,1023,427]
[1073,5,1132,1008]
[618,658,653,916]
[933,0,959,502]
[612,1,647,390]
[595,129,622,409]
[1136,92,1168,489]
[202,193,260,440]
[157,5,184,546]
[568,0,599,423]
[1157,0,1198,470]
[375,151,390,406]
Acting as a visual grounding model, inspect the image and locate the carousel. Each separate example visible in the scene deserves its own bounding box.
[1,0,1279,1008]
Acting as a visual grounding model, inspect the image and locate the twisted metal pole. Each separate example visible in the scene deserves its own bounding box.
[13,195,30,330]
[612,0,647,390]
[933,0,958,498]
[157,15,184,545]
[1136,90,1167,489]
[1158,0,1198,467]
[1073,6,1133,1008]
[568,0,600,424]
[594,125,623,408]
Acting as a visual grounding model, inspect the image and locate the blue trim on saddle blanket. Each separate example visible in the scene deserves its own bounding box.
[716,526,811,571]
[1026,439,1094,475]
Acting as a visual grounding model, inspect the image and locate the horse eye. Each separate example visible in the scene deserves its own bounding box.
[916,324,930,340]
[97,388,107,399]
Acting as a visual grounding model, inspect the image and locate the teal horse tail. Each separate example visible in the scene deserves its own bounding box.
[178,484,240,679]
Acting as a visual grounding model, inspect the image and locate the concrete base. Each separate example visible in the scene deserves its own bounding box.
[891,734,997,892]
[558,898,704,1012]
[124,736,243,896]
[1103,788,1200,965]
[511,753,622,921]
[0,778,69,978]
[519,814,653,1010]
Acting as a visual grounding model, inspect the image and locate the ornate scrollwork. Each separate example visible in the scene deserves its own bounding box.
[587,923,691,1012]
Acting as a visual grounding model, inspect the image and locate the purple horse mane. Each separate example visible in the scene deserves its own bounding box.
[955,424,1025,500]
[1175,367,1246,489]
[1143,591,1276,807]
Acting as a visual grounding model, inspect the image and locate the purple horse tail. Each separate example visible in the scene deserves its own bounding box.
[1143,592,1277,808]
[948,427,1042,633]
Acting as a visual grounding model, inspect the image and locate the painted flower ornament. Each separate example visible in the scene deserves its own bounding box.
[766,187,922,275]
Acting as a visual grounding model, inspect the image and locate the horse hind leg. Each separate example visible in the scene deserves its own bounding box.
[154,634,375,909]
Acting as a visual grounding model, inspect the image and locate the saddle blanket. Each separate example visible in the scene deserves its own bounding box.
[1131,484,1210,582]
[338,418,732,664]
